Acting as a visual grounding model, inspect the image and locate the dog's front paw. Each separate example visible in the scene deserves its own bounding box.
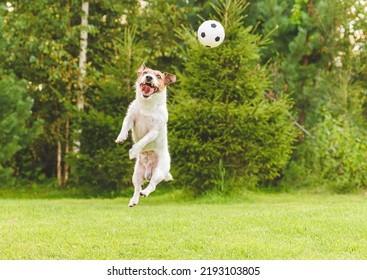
[115,132,128,144]
[129,146,140,159]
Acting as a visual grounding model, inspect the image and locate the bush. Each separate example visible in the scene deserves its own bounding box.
[169,0,296,194]
[283,72,367,193]
[285,109,367,193]
[69,110,133,196]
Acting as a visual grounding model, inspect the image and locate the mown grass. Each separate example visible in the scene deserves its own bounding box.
[0,191,367,260]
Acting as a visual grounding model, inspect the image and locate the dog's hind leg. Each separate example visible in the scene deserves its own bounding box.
[129,160,145,207]
[139,168,165,198]
[164,172,173,181]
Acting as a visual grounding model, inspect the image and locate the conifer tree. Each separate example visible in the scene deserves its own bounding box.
[170,0,296,194]
[247,0,367,192]
[0,76,42,185]
[0,12,41,185]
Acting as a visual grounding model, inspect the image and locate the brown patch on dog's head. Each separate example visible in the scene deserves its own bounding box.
[137,63,176,98]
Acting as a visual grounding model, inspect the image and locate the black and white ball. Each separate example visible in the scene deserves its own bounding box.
[197,20,225,48]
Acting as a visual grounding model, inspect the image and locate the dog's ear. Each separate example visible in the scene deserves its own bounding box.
[164,73,176,85]
[137,63,146,77]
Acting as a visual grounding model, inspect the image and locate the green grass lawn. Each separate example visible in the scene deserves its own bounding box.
[1,191,367,260]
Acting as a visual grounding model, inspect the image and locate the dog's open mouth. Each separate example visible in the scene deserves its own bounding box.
[141,82,159,98]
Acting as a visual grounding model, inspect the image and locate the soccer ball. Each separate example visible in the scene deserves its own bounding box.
[197,20,225,48]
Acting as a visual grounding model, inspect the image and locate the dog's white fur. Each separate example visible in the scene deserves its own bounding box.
[115,64,176,207]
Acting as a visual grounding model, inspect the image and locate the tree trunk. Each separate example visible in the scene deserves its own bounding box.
[64,112,70,184]
[74,1,89,153]
[57,124,63,187]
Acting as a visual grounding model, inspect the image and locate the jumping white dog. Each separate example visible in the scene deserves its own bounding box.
[115,63,176,207]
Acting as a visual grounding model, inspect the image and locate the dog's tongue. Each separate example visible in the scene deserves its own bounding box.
[142,84,153,95]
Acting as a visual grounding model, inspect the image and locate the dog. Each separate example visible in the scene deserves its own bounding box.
[115,63,176,207]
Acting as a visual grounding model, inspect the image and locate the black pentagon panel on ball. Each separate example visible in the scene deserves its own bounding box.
[201,32,206,38]
[211,23,217,28]
[215,36,220,42]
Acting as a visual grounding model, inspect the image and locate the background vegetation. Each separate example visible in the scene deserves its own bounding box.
[1,0,366,197]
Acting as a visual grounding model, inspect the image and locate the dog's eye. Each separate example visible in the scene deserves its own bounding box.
[157,74,162,79]
[143,71,148,75]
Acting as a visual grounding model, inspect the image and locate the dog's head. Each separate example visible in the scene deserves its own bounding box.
[136,63,176,99]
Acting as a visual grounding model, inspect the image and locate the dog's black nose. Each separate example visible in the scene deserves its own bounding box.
[145,75,153,82]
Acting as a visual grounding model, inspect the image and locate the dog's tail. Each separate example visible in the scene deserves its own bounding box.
[164,172,173,181]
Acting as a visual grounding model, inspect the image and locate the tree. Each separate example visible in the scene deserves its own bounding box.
[0,5,41,185]
[0,76,42,185]
[247,0,367,192]
[291,0,367,192]
[74,1,89,153]
[170,0,296,194]
[1,0,82,186]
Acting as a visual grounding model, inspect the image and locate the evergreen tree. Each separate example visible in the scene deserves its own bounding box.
[247,0,337,128]
[170,0,296,194]
[247,0,367,192]
[0,76,42,185]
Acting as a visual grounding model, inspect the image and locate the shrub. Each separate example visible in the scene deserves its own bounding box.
[283,73,367,193]
[285,109,367,193]
[169,0,296,194]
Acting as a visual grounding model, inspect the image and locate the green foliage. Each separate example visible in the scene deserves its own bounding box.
[70,109,133,195]
[247,0,367,193]
[170,0,296,194]
[309,114,367,192]
[0,76,42,185]
[247,0,337,122]
[290,0,309,25]
[284,74,367,192]
[1,0,83,180]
